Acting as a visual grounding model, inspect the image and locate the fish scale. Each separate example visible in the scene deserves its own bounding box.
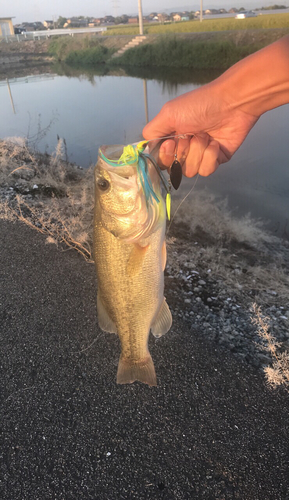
[93,144,172,386]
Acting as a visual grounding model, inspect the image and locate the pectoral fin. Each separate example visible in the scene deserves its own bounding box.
[151,299,172,338]
[126,244,150,277]
[97,294,117,334]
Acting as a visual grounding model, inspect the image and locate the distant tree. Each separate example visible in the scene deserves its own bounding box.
[263,4,286,8]
[114,15,129,24]
[239,7,245,11]
[57,16,67,28]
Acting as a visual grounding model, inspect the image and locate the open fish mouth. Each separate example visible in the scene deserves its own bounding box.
[95,143,166,243]
[94,142,172,386]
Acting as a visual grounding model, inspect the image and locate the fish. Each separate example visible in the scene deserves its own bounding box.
[93,143,172,386]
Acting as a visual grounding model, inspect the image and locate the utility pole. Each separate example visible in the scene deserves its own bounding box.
[200,0,203,22]
[138,0,144,35]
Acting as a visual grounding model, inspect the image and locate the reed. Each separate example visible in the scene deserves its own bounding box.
[112,38,262,69]
[48,35,110,62]
[65,46,112,65]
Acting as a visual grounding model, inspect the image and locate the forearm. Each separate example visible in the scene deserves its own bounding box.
[214,36,289,117]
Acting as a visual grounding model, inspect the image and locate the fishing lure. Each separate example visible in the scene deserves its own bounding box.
[168,137,183,190]
[170,159,182,190]
[99,141,172,218]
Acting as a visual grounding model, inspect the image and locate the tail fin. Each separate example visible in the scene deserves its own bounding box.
[117,354,157,386]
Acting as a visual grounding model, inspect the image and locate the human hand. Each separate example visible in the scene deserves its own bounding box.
[143,81,259,177]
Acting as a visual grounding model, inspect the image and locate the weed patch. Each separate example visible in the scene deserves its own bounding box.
[111,38,262,69]
[251,303,289,390]
[0,138,93,260]
[49,35,113,63]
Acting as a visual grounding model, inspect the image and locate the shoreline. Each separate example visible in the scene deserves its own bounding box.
[1,138,288,385]
[1,28,289,74]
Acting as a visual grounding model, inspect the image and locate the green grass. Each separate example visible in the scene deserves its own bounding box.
[105,13,289,36]
[48,35,112,61]
[111,38,263,70]
[65,46,113,65]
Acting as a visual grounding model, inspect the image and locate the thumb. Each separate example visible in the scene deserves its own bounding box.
[143,106,174,140]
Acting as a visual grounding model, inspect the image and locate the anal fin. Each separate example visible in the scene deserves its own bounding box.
[151,299,172,338]
[97,294,117,334]
[117,354,157,386]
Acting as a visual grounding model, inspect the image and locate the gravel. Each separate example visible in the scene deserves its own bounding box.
[1,220,289,500]
[1,173,289,371]
[1,145,289,499]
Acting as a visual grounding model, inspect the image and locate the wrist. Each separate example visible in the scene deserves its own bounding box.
[213,36,289,118]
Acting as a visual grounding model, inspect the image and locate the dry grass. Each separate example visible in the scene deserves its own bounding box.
[251,303,289,390]
[1,139,289,391]
[0,138,94,261]
[171,194,289,302]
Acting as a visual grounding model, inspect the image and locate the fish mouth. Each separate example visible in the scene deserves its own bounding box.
[96,143,165,243]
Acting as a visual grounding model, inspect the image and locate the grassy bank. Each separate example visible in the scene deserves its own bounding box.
[111,38,262,69]
[48,36,113,63]
[47,26,289,70]
[105,12,289,36]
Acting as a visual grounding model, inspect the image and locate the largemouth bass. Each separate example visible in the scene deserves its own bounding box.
[93,144,172,386]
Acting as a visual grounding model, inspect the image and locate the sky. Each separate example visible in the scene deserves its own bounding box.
[1,0,277,24]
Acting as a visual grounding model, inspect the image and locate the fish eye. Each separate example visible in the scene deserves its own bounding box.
[97,178,110,191]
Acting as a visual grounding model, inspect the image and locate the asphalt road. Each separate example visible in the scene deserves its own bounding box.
[0,221,288,500]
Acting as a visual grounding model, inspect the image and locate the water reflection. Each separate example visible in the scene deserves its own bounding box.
[52,62,222,90]
[6,79,15,114]
[1,63,288,236]
[143,79,149,124]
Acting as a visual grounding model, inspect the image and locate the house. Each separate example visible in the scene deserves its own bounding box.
[21,22,37,32]
[88,18,100,27]
[103,15,115,24]
[173,14,182,22]
[157,13,169,23]
[128,17,138,23]
[181,15,190,21]
[43,20,53,28]
[219,9,227,14]
[66,17,89,27]
[32,21,45,30]
[89,18,101,26]
[0,17,15,36]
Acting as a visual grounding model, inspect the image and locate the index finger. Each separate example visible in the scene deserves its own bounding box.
[143,105,173,140]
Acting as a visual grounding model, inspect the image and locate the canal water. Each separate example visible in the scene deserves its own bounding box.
[1,65,289,236]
